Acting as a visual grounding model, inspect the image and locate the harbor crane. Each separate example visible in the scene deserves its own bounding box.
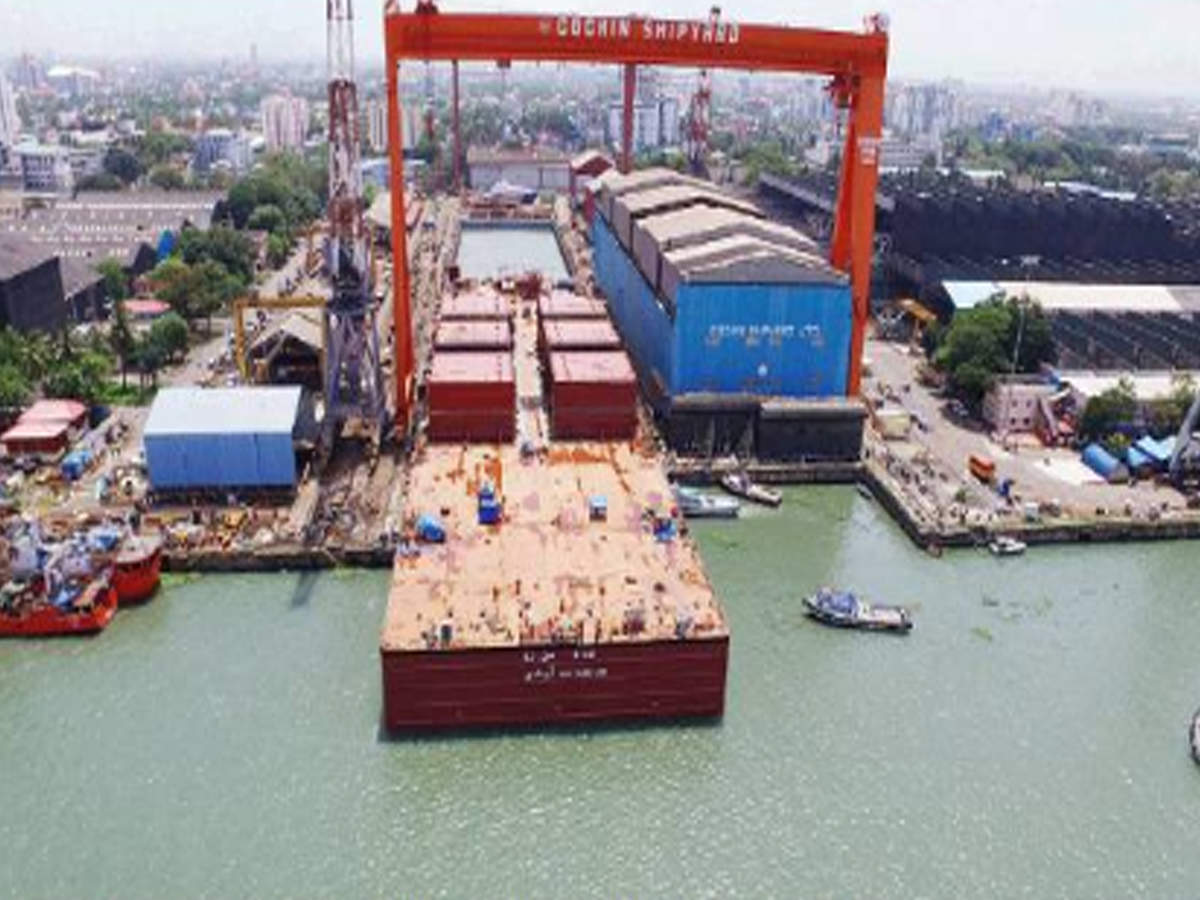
[324,0,387,443]
[383,2,889,435]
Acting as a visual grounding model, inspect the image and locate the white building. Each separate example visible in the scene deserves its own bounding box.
[607,98,681,154]
[364,98,420,153]
[0,75,19,147]
[14,143,74,192]
[194,129,251,174]
[261,93,310,153]
[466,148,570,193]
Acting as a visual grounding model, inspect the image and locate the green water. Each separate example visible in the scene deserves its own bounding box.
[2,488,1199,897]
[457,225,569,282]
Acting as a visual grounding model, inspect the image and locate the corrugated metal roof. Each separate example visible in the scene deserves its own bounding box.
[251,310,323,355]
[20,399,87,423]
[0,233,56,280]
[663,235,845,285]
[942,280,1001,310]
[615,184,761,219]
[144,387,301,436]
[639,206,816,254]
[2,420,69,441]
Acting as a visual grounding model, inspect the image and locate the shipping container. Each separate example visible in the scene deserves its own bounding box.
[1,420,70,458]
[142,387,301,490]
[427,410,515,443]
[434,320,513,351]
[440,288,511,320]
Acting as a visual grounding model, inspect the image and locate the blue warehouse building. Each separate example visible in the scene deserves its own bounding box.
[143,386,306,494]
[591,168,864,460]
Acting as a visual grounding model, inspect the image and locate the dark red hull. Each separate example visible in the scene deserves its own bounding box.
[113,544,162,606]
[381,636,729,731]
[0,577,118,638]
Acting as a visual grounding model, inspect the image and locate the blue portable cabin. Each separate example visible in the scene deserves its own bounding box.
[142,386,303,492]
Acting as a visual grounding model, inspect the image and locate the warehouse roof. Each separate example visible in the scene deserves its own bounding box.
[614,184,762,221]
[1,191,220,266]
[639,206,816,255]
[663,234,845,286]
[0,233,56,280]
[943,280,1200,313]
[144,386,302,436]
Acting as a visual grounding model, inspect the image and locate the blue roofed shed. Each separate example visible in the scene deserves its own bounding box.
[142,386,303,491]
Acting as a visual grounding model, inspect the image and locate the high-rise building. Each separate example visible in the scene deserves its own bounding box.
[364,98,420,153]
[194,129,251,174]
[261,93,309,153]
[0,75,19,147]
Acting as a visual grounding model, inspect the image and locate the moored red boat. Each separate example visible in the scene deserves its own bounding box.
[113,536,163,605]
[0,570,118,638]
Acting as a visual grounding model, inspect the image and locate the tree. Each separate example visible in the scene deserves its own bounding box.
[96,258,128,304]
[133,334,166,388]
[177,227,255,285]
[148,164,186,190]
[247,203,287,235]
[103,147,144,185]
[266,232,291,269]
[149,312,190,362]
[107,296,136,388]
[150,257,196,321]
[0,363,31,409]
[1080,379,1138,443]
[931,297,1056,405]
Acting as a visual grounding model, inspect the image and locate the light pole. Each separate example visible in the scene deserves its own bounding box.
[1000,255,1039,448]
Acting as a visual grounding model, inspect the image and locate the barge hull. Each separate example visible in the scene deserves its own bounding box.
[382,637,729,731]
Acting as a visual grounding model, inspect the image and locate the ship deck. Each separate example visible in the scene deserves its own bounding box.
[382,285,727,655]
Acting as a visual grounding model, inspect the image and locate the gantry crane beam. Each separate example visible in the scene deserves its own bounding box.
[384,4,889,433]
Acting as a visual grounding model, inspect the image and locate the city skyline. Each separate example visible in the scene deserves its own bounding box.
[4,0,1200,99]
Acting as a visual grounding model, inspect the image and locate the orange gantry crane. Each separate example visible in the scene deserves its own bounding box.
[383,2,889,433]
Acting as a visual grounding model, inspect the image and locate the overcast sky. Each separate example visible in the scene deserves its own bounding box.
[6,0,1199,97]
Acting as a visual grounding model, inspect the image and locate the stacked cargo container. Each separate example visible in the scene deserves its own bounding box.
[426,351,515,443]
[546,351,637,440]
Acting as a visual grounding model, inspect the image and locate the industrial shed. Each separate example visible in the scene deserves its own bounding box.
[142,386,304,492]
[591,175,860,459]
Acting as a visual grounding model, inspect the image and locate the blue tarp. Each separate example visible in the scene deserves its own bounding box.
[1126,446,1153,471]
[1082,443,1127,482]
[1134,435,1174,466]
[415,514,445,543]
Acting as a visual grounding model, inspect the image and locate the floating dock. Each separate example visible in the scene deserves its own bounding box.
[381,275,729,732]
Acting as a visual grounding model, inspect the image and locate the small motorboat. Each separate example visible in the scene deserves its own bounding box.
[1190,708,1200,765]
[802,588,912,633]
[989,535,1027,556]
[720,472,782,507]
[672,485,740,520]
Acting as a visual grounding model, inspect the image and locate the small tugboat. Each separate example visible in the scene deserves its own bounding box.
[802,587,913,633]
[112,535,163,605]
[988,535,1027,556]
[673,485,740,519]
[720,471,782,508]
[1190,708,1200,765]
